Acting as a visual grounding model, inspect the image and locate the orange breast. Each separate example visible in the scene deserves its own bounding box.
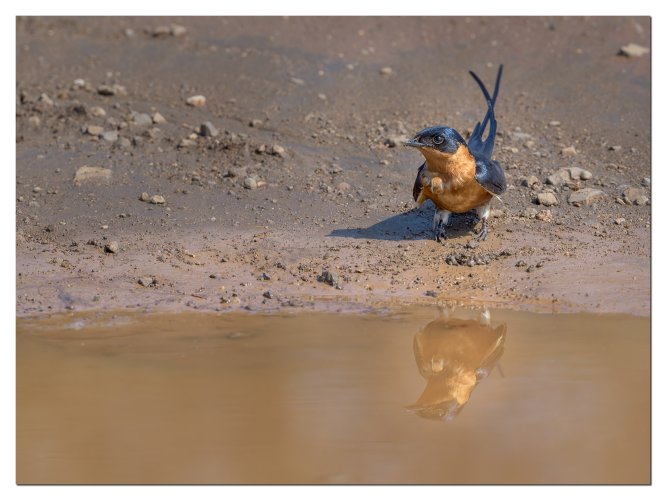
[421,182,493,213]
[418,145,493,212]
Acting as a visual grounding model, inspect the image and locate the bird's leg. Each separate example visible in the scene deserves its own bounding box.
[474,203,490,241]
[432,209,451,242]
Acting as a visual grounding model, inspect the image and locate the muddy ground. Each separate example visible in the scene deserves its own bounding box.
[16,16,651,317]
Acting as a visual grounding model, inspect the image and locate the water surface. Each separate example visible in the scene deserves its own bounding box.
[16,307,650,484]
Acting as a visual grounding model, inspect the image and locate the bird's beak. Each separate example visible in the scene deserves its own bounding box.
[404,138,426,148]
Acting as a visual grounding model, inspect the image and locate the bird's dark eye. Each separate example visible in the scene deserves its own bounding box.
[433,134,444,145]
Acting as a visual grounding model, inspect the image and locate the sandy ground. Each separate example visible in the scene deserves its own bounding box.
[16,16,651,317]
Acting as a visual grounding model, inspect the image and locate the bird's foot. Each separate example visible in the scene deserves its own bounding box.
[432,209,451,244]
[474,219,489,241]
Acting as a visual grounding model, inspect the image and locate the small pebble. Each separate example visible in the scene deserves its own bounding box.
[380,67,393,76]
[130,111,152,126]
[536,210,554,222]
[522,175,540,188]
[521,207,538,219]
[561,146,577,157]
[90,106,106,117]
[618,43,649,58]
[138,276,156,287]
[97,84,126,96]
[537,192,558,206]
[73,166,112,184]
[170,24,187,36]
[186,95,206,107]
[200,121,219,137]
[568,188,605,206]
[149,194,166,204]
[105,241,120,254]
[622,187,647,205]
[101,131,118,142]
[86,125,104,136]
[243,177,258,190]
[270,144,286,157]
[317,270,340,287]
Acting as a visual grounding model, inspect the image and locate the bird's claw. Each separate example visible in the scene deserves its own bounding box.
[474,220,488,241]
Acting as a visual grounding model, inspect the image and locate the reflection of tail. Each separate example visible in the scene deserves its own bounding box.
[475,323,506,380]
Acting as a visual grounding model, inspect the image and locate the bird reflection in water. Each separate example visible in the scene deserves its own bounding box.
[408,308,506,421]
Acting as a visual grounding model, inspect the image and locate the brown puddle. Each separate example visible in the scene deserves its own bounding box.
[16,307,649,484]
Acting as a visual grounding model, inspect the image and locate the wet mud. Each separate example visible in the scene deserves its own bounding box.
[16,16,651,317]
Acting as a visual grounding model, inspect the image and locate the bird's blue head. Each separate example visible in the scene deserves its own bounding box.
[404,126,466,155]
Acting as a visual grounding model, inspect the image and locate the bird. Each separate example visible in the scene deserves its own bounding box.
[405,65,507,243]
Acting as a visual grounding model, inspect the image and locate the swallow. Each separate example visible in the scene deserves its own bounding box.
[406,65,507,242]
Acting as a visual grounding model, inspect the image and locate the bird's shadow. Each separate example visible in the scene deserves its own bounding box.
[328,203,480,242]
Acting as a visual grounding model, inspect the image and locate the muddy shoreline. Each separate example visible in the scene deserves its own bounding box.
[16,17,651,318]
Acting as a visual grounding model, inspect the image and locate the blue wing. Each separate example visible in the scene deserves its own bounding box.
[475,157,506,196]
[413,162,426,202]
